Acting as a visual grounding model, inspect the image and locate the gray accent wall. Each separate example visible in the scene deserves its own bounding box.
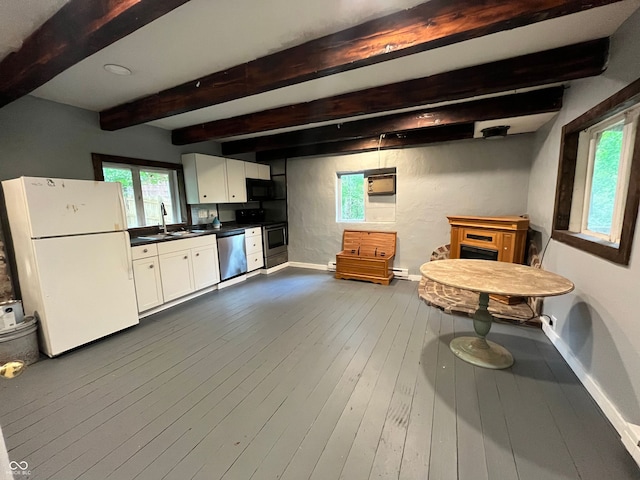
[0,95,222,181]
[287,136,535,274]
[0,95,222,302]
[527,9,640,427]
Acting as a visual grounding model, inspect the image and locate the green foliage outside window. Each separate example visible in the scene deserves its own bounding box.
[340,173,365,221]
[587,126,623,235]
[103,165,177,228]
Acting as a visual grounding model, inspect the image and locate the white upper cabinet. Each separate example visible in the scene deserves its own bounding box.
[182,153,228,203]
[244,162,259,179]
[182,153,248,203]
[245,162,271,180]
[257,164,271,180]
[226,158,247,203]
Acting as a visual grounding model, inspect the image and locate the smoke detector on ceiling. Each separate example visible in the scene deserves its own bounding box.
[103,64,132,76]
[481,125,510,139]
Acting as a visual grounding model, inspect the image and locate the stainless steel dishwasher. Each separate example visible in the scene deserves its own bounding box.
[217,230,248,281]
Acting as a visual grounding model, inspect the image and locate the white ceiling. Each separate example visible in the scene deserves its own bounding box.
[3,0,640,142]
[0,0,71,59]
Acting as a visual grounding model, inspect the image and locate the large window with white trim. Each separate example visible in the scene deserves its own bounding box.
[570,106,639,243]
[552,78,640,264]
[92,153,187,230]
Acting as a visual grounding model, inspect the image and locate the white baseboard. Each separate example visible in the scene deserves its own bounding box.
[289,262,330,271]
[295,261,419,281]
[261,262,290,274]
[247,270,261,279]
[139,285,217,318]
[541,318,640,465]
[218,274,247,289]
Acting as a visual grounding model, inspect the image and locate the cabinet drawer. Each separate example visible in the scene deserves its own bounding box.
[157,235,216,255]
[247,252,264,271]
[245,235,263,255]
[132,243,158,260]
[244,227,261,238]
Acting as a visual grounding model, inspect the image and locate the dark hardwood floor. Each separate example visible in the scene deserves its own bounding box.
[0,268,637,479]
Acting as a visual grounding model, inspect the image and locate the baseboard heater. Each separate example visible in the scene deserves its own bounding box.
[327,261,409,280]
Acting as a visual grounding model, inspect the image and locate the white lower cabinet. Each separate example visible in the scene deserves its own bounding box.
[132,257,163,312]
[132,244,163,313]
[132,235,220,312]
[192,244,220,290]
[245,228,264,272]
[159,250,194,302]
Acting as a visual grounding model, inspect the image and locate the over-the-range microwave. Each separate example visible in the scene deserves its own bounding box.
[246,178,275,201]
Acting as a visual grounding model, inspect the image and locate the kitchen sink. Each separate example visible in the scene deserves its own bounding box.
[137,233,173,240]
[136,230,208,241]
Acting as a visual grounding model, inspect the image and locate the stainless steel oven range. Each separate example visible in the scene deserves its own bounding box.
[262,222,287,268]
[235,209,288,268]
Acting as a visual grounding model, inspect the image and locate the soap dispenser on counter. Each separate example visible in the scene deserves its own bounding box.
[212,216,221,229]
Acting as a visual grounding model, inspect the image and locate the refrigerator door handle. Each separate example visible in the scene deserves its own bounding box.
[124,231,133,280]
[116,188,128,231]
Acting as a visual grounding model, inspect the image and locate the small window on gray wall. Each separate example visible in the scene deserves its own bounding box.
[337,173,365,222]
[336,169,396,223]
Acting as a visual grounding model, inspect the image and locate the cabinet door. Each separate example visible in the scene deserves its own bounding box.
[182,153,228,203]
[133,257,164,312]
[192,244,220,290]
[499,233,515,263]
[257,164,271,180]
[226,159,247,202]
[196,155,228,203]
[159,250,194,302]
[244,162,259,179]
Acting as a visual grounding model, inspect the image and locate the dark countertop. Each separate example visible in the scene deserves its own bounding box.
[130,223,261,246]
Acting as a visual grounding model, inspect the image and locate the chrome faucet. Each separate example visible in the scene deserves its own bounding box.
[160,202,168,234]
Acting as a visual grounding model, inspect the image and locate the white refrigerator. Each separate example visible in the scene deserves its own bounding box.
[2,176,139,357]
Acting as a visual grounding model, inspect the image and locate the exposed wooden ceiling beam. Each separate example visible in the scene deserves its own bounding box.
[0,0,192,108]
[173,38,607,145]
[256,124,475,161]
[100,0,623,131]
[222,87,564,155]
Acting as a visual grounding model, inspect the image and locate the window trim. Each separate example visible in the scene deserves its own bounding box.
[552,78,640,265]
[92,153,190,233]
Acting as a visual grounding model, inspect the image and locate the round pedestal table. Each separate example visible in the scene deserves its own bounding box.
[420,259,574,369]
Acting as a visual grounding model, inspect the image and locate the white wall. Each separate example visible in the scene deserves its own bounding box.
[527,8,640,431]
[287,136,535,274]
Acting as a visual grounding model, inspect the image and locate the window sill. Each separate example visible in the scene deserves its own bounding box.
[552,229,629,265]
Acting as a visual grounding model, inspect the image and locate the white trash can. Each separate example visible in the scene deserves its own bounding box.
[0,300,24,331]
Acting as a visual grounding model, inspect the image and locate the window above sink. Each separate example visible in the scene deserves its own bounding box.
[92,153,189,234]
